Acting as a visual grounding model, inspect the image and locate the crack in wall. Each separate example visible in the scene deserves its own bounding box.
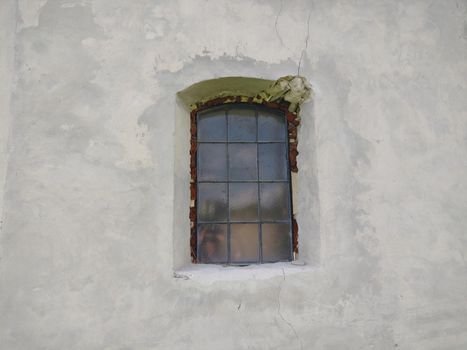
[274,0,313,77]
[276,268,303,350]
[274,0,294,56]
[297,8,312,76]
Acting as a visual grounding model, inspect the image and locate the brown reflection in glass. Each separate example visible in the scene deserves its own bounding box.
[260,183,289,221]
[194,105,294,265]
[228,109,256,142]
[198,143,227,181]
[198,183,228,222]
[228,144,257,180]
[198,110,226,142]
[198,224,227,263]
[258,143,287,180]
[258,111,286,141]
[230,224,259,263]
[229,183,258,222]
[262,223,291,262]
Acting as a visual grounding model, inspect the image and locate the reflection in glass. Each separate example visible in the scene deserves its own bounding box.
[198,183,228,222]
[196,106,293,264]
[262,223,291,262]
[228,109,256,142]
[198,110,226,142]
[198,224,228,263]
[260,183,289,221]
[229,183,258,221]
[258,111,286,141]
[259,144,287,180]
[230,224,259,263]
[198,144,227,181]
[229,144,257,180]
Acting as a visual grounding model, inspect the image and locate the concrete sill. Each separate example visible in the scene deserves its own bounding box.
[173,261,312,284]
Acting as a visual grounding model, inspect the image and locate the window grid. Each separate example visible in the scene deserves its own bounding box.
[255,108,262,263]
[196,105,294,264]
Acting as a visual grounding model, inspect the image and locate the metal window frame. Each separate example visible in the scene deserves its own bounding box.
[190,98,300,264]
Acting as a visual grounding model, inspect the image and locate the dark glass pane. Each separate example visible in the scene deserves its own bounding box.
[229,183,258,221]
[228,109,256,142]
[198,144,227,181]
[262,223,291,262]
[229,144,257,181]
[258,143,287,180]
[258,111,286,141]
[198,110,226,142]
[198,224,227,263]
[198,183,228,222]
[260,183,290,221]
[230,224,259,263]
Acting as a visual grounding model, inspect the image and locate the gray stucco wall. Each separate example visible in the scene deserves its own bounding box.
[1,1,467,349]
[0,0,16,236]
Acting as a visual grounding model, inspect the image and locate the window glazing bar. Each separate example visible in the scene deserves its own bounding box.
[256,109,263,263]
[198,141,286,144]
[226,109,231,264]
[198,180,290,184]
[197,220,291,224]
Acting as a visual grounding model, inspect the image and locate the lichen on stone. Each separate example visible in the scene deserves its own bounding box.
[256,75,312,112]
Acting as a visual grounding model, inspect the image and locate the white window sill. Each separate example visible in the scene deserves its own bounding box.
[173,261,312,284]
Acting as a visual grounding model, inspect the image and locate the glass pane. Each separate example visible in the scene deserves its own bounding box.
[229,144,257,181]
[258,111,286,141]
[198,224,227,263]
[198,183,228,222]
[259,143,287,180]
[260,183,290,221]
[229,183,258,222]
[230,224,259,263]
[228,109,256,142]
[262,223,291,262]
[198,110,226,142]
[198,144,227,181]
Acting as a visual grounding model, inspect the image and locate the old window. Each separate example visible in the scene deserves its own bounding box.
[192,103,295,264]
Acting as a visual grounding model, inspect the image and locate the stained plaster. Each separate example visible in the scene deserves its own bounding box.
[0,1,467,349]
[177,75,311,112]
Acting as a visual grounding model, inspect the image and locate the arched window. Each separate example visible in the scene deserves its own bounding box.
[191,102,296,264]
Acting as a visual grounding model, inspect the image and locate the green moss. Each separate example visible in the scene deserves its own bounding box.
[177,76,274,109]
[177,76,311,112]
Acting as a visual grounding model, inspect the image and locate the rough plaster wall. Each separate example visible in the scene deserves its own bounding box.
[0,0,467,349]
[0,0,17,238]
